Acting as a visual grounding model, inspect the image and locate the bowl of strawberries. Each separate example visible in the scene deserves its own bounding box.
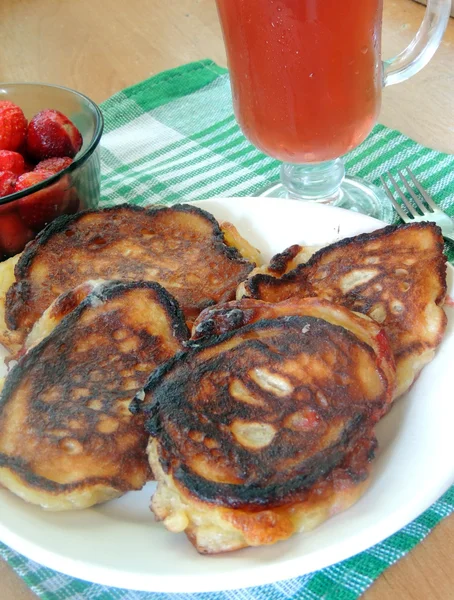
[0,83,103,260]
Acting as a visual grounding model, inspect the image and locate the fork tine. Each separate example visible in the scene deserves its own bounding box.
[380,175,410,222]
[406,169,439,211]
[397,170,432,214]
[387,172,419,218]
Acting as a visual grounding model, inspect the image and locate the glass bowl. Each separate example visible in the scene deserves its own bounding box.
[0,83,103,260]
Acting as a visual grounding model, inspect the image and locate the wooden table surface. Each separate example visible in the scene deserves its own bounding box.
[0,1,453,599]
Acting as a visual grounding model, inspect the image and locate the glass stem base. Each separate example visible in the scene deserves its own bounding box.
[281,160,345,202]
[259,159,393,222]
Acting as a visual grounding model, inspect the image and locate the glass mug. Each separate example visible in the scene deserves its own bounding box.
[215,0,452,220]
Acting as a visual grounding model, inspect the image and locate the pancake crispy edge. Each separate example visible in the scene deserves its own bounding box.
[235,244,325,300]
[0,253,23,354]
[138,298,395,553]
[0,280,189,510]
[147,435,374,553]
[4,203,257,340]
[241,222,447,399]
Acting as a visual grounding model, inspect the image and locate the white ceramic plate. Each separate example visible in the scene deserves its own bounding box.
[1,197,453,593]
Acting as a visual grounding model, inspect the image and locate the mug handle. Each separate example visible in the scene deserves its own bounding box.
[384,0,452,86]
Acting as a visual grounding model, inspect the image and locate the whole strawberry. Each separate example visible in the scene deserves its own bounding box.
[26,109,83,160]
[0,101,27,151]
[34,156,73,175]
[0,150,25,176]
[0,171,18,198]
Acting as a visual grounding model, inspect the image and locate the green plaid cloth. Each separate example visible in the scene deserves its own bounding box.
[1,59,454,599]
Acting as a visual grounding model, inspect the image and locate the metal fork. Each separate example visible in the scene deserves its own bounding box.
[380,168,454,242]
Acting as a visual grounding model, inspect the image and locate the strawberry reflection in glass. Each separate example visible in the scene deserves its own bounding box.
[0,206,34,259]
[15,171,75,232]
[0,170,81,259]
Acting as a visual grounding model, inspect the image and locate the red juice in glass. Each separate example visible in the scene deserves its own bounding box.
[215,0,383,163]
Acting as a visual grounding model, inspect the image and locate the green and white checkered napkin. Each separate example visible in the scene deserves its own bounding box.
[1,59,454,600]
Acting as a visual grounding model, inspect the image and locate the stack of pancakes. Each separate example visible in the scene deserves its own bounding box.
[0,203,447,554]
[0,205,256,510]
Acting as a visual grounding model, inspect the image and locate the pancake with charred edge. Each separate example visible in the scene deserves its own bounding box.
[0,254,22,354]
[235,244,323,293]
[241,222,447,399]
[137,298,395,553]
[4,203,258,345]
[192,297,395,405]
[0,280,188,510]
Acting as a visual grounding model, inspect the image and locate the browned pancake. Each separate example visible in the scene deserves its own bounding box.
[0,254,23,354]
[242,223,447,398]
[4,204,256,342]
[0,280,188,510]
[138,298,395,552]
[191,297,396,407]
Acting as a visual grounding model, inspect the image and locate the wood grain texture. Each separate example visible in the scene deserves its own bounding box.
[0,559,37,600]
[0,1,453,599]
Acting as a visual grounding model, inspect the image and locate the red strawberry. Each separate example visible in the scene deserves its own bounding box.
[0,171,18,198]
[0,210,34,257]
[0,150,25,176]
[15,171,53,192]
[0,101,27,151]
[16,173,71,231]
[26,109,83,160]
[34,156,73,175]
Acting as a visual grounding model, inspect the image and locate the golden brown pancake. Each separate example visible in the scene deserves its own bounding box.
[242,223,447,398]
[138,298,395,553]
[191,297,396,405]
[0,253,22,354]
[4,203,257,343]
[0,280,188,510]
